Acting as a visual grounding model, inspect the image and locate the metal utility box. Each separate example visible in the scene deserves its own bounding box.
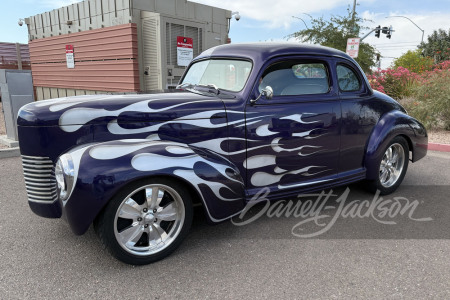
[25,0,232,100]
[0,70,34,140]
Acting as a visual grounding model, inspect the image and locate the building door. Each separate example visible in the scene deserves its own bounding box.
[162,17,205,89]
[142,14,162,91]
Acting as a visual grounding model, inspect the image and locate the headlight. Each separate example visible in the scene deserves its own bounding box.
[55,154,75,201]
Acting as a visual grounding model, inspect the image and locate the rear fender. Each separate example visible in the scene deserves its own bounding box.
[364,110,427,180]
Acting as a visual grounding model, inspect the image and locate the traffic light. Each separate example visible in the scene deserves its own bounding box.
[375,26,381,38]
[386,26,393,39]
[382,26,389,34]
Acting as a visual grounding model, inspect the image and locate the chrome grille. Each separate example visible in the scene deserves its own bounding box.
[21,155,57,203]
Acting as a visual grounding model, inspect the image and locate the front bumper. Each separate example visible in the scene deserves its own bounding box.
[28,200,62,218]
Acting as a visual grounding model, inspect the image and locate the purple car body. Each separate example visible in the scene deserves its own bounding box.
[17,43,427,263]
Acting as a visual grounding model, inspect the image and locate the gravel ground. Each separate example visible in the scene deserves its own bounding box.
[429,129,450,144]
[0,101,449,147]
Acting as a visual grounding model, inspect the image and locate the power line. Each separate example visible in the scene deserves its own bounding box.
[375,45,418,49]
[372,42,419,46]
[372,43,418,46]
[374,46,418,49]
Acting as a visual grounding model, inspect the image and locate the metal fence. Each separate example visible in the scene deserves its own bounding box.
[0,42,31,70]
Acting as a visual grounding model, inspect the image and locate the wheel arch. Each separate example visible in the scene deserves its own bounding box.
[93,173,204,229]
[364,110,417,180]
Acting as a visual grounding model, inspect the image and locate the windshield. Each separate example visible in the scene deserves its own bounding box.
[181,59,252,92]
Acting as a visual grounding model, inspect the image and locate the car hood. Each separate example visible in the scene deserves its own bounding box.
[17,92,226,129]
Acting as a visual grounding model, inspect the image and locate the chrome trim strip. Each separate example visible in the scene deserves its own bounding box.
[23,173,54,178]
[27,190,56,196]
[25,183,56,190]
[24,177,54,183]
[28,194,57,200]
[278,178,333,189]
[27,198,58,204]
[22,165,53,170]
[21,155,50,160]
[23,169,54,174]
[25,184,55,189]
[22,159,53,164]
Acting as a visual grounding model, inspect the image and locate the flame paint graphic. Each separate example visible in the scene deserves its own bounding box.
[51,95,334,191]
[250,166,329,187]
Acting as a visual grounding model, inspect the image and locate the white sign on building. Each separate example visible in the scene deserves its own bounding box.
[65,45,75,68]
[177,36,193,67]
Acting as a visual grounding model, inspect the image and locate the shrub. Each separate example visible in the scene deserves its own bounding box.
[367,60,450,130]
[367,72,385,94]
[367,67,419,100]
[393,50,434,74]
[408,68,450,130]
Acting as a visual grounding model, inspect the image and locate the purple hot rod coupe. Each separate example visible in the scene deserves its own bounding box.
[17,43,427,264]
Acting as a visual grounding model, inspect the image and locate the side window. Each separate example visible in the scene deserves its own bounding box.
[259,61,330,96]
[337,65,361,92]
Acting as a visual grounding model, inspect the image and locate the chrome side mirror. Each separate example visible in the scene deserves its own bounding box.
[250,86,273,105]
[263,86,273,99]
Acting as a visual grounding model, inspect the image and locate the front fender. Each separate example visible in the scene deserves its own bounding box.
[62,139,246,235]
[364,110,427,180]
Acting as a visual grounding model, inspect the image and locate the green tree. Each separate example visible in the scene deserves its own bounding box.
[393,50,434,73]
[289,8,376,72]
[418,28,450,63]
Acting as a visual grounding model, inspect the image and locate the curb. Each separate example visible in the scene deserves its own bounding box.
[428,143,450,152]
[0,135,19,148]
[0,147,20,159]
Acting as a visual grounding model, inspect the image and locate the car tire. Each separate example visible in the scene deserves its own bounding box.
[365,136,409,195]
[94,177,193,265]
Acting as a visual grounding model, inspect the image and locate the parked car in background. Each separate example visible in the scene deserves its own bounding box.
[17,43,427,265]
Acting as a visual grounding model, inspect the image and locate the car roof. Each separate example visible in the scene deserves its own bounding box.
[196,42,354,63]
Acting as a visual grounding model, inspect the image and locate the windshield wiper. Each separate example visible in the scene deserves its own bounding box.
[176,82,194,90]
[177,83,220,95]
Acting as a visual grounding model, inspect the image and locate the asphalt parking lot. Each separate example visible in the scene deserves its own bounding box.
[0,151,449,299]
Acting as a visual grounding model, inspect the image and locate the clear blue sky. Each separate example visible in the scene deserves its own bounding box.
[1,0,449,68]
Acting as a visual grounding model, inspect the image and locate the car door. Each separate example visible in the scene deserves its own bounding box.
[244,57,341,197]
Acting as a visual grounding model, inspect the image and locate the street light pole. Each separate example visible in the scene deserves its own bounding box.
[385,16,424,43]
[292,16,309,29]
[291,16,311,43]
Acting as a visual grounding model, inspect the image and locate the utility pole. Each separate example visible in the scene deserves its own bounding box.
[15,43,22,70]
[351,0,358,35]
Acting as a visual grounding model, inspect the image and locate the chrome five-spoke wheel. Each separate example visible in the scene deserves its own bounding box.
[95,178,193,265]
[114,184,185,256]
[379,143,405,188]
